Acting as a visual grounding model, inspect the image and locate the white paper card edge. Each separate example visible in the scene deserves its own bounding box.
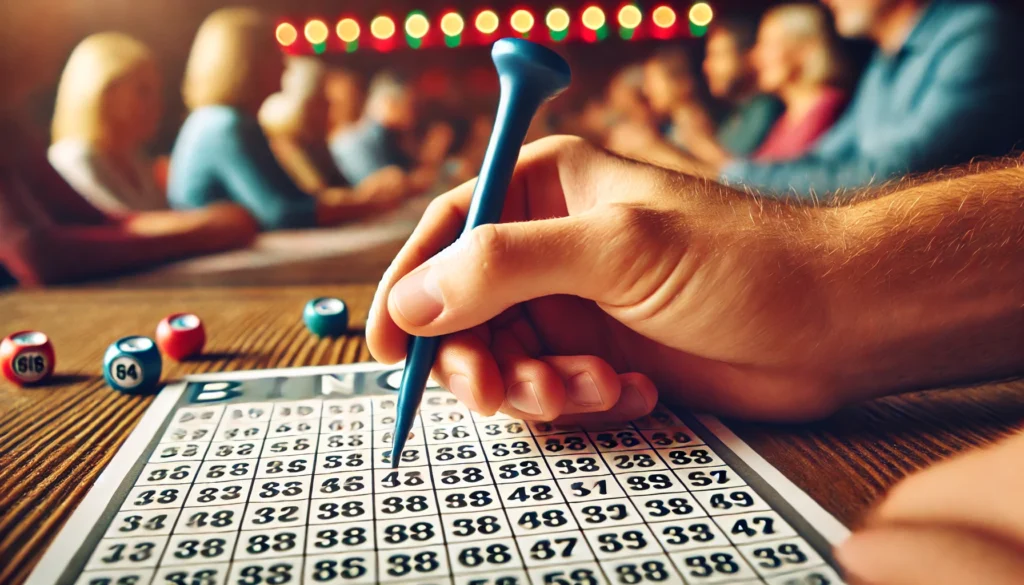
[696,413,851,544]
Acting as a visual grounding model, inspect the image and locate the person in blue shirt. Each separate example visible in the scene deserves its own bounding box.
[721,0,1024,197]
[169,8,406,230]
[330,72,452,192]
[608,35,784,170]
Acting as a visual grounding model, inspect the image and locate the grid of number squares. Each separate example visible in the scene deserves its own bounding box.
[79,389,845,585]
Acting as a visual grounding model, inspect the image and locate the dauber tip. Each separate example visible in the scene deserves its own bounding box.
[389,448,401,468]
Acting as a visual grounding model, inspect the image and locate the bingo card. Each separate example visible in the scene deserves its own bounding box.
[26,363,849,585]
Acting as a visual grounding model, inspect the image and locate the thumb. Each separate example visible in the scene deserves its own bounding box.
[387,213,618,336]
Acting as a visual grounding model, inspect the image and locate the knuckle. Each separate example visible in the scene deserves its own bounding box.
[467,224,510,282]
[423,196,456,223]
[535,134,585,153]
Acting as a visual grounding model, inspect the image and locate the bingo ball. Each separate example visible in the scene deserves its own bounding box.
[103,336,162,394]
[303,297,349,337]
[156,313,206,361]
[0,331,55,386]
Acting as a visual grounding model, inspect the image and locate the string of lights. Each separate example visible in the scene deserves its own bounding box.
[276,3,714,54]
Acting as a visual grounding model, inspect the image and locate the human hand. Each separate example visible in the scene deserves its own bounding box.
[407,166,440,195]
[354,166,408,206]
[124,203,258,251]
[420,122,455,166]
[836,431,1024,585]
[368,136,849,423]
[670,103,716,144]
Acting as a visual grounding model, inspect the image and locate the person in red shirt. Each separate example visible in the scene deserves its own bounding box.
[0,3,258,286]
[610,5,850,177]
[750,3,851,162]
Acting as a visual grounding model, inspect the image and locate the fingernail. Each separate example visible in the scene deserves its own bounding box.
[567,373,603,407]
[619,382,650,417]
[391,266,444,326]
[506,382,543,415]
[448,374,481,412]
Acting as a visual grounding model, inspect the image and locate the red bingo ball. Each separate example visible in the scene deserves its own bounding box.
[1,331,55,386]
[156,313,206,361]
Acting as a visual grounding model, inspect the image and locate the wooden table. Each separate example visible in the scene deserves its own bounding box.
[1,285,1022,585]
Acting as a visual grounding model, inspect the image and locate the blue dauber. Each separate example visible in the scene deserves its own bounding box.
[390,38,572,467]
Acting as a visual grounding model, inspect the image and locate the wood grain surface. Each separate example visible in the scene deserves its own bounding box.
[1,285,1022,585]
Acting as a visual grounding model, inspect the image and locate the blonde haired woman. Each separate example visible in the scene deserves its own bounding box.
[0,6,256,287]
[748,3,850,161]
[643,3,849,175]
[48,32,166,211]
[169,8,403,230]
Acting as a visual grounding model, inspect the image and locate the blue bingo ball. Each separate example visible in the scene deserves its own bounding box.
[103,336,162,394]
[303,297,349,337]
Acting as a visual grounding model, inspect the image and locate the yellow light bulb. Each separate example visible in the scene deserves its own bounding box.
[276,23,298,46]
[336,18,360,43]
[405,13,430,39]
[652,5,677,28]
[440,12,465,36]
[476,10,500,34]
[582,6,606,31]
[689,3,714,27]
[546,8,571,32]
[510,9,535,34]
[618,5,642,29]
[304,20,329,44]
[371,16,396,40]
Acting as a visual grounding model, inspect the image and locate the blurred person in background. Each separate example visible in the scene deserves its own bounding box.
[679,4,851,170]
[643,47,702,142]
[48,33,166,212]
[572,99,615,144]
[0,2,257,287]
[696,17,784,157]
[330,72,449,192]
[610,37,782,167]
[169,7,404,230]
[749,4,850,161]
[259,56,407,199]
[606,68,655,128]
[571,65,654,144]
[443,113,494,185]
[324,68,365,141]
[608,47,704,155]
[722,0,1024,197]
[606,65,655,130]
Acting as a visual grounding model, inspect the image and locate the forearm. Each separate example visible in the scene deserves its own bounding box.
[13,228,220,286]
[315,191,395,226]
[9,205,258,286]
[819,162,1024,401]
